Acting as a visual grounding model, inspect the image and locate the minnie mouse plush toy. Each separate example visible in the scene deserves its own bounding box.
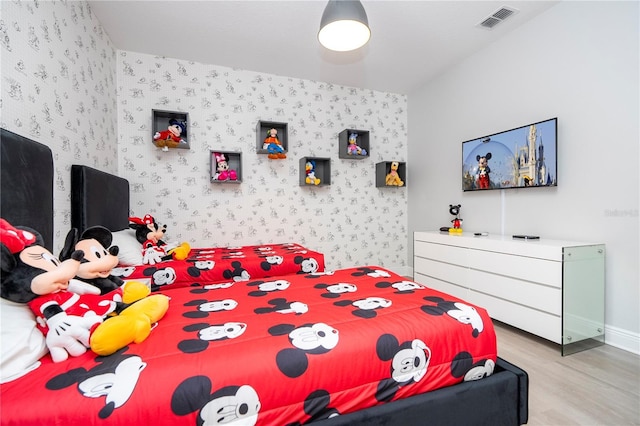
[129,214,190,265]
[213,153,238,181]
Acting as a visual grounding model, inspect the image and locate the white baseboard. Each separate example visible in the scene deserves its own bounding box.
[605,324,640,356]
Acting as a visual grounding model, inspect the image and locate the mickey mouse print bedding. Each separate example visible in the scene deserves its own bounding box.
[111,241,326,291]
[0,266,497,425]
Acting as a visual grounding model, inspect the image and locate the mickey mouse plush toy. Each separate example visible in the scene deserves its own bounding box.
[59,226,124,294]
[129,214,190,265]
[153,118,186,152]
[0,218,170,362]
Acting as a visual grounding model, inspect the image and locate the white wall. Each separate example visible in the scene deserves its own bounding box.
[0,1,118,251]
[408,1,639,353]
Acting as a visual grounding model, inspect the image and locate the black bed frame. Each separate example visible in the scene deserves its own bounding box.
[2,131,530,425]
[70,164,130,233]
[317,357,528,426]
[0,129,54,250]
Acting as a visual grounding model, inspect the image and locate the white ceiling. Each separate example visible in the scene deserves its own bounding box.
[89,0,558,95]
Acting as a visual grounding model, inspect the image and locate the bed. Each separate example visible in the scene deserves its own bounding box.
[0,129,529,425]
[71,165,326,290]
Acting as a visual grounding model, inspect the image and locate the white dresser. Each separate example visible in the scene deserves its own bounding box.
[413,231,605,354]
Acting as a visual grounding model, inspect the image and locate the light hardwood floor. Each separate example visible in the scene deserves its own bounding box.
[493,321,640,426]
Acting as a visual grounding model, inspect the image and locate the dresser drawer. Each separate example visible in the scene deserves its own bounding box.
[414,256,468,286]
[413,272,469,300]
[468,269,562,315]
[467,248,562,288]
[414,241,469,267]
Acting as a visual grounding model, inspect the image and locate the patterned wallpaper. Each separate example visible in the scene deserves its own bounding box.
[0,0,118,248]
[1,0,409,274]
[118,53,408,272]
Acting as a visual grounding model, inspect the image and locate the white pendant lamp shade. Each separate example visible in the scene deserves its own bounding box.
[318,0,371,52]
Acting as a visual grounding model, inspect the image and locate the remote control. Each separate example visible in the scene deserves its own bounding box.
[513,235,539,240]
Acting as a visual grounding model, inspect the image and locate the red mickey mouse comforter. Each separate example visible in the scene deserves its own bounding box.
[0,266,497,425]
[113,243,325,291]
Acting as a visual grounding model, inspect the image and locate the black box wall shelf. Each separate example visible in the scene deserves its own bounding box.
[152,109,189,151]
[211,151,242,183]
[376,161,406,187]
[299,157,331,186]
[338,129,370,159]
[257,120,288,157]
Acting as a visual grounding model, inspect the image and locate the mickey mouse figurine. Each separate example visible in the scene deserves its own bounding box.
[153,118,186,152]
[0,218,170,361]
[59,226,124,294]
[449,204,463,234]
[129,214,190,265]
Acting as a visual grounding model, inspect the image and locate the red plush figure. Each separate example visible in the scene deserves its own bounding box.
[0,219,170,362]
[476,153,492,189]
[153,118,186,152]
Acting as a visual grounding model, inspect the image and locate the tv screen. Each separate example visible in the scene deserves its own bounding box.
[462,117,557,191]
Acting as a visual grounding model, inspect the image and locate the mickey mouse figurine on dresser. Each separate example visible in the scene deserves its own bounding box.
[449,204,463,234]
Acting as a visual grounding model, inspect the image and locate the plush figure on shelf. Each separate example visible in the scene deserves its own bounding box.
[153,118,186,152]
[305,160,321,185]
[385,161,404,186]
[213,153,238,181]
[347,133,367,156]
[476,153,492,189]
[449,204,463,234]
[264,128,286,159]
[58,226,124,294]
[129,214,190,265]
[0,218,170,361]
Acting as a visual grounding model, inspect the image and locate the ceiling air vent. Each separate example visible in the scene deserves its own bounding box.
[477,6,519,30]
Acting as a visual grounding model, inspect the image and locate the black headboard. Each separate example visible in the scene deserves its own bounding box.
[0,128,54,250]
[71,165,130,233]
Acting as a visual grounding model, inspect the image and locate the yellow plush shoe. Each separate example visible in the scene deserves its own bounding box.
[122,294,170,325]
[121,280,151,304]
[168,242,191,261]
[90,294,169,356]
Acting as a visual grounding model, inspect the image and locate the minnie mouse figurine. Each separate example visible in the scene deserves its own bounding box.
[0,218,170,361]
[213,153,238,181]
[129,214,190,265]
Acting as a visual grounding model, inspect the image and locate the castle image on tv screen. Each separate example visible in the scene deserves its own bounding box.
[462,118,557,191]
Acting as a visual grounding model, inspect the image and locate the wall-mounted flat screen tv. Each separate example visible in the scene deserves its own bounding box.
[462,117,557,191]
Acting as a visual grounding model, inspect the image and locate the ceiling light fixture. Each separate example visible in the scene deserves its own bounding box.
[318,0,371,52]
